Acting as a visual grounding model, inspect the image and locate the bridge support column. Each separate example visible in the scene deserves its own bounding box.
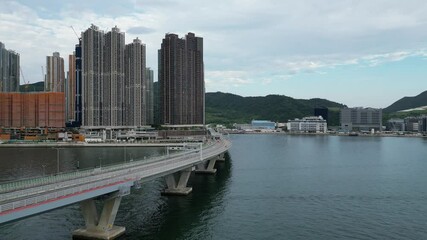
[195,158,217,174]
[216,153,226,162]
[162,167,193,196]
[73,192,125,240]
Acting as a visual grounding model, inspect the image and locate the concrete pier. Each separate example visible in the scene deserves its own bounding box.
[195,158,217,174]
[216,153,226,162]
[73,192,125,240]
[162,167,193,196]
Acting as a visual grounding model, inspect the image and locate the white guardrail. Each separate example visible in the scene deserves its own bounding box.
[0,139,231,215]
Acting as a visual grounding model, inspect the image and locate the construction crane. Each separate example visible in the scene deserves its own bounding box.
[70,26,81,41]
[20,67,31,92]
[41,66,48,91]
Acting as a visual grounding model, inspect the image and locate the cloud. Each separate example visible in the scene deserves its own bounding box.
[2,0,427,92]
[127,26,155,34]
[205,70,252,90]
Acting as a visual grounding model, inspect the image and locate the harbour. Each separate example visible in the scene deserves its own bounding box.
[1,134,427,239]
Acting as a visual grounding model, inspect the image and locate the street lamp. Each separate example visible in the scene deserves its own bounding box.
[42,164,46,176]
[52,147,60,174]
[124,146,127,163]
[57,148,60,173]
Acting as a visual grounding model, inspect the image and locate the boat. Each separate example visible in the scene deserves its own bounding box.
[348,132,359,136]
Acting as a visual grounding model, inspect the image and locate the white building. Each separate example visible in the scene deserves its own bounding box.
[287,116,327,133]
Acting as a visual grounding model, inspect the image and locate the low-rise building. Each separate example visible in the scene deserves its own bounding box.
[0,92,65,128]
[287,116,327,133]
[340,107,382,132]
[251,120,275,130]
[421,116,427,133]
[234,120,276,132]
[404,117,420,132]
[387,118,405,132]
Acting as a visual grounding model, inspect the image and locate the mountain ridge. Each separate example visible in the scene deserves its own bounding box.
[205,91,346,125]
[384,91,427,113]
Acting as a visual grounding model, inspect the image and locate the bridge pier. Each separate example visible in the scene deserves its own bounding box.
[73,191,126,240]
[195,157,217,174]
[216,153,226,162]
[162,167,193,196]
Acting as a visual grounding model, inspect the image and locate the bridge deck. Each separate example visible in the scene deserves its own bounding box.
[0,139,231,224]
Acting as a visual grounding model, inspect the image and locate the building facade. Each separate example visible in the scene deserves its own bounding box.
[386,118,405,132]
[45,52,65,92]
[314,107,328,124]
[103,26,125,126]
[74,41,83,127]
[0,92,65,128]
[158,32,204,125]
[421,116,427,133]
[67,54,76,122]
[145,67,154,125]
[0,42,20,93]
[82,24,104,127]
[251,120,276,130]
[124,38,146,126]
[340,107,382,131]
[287,116,327,133]
[405,117,421,132]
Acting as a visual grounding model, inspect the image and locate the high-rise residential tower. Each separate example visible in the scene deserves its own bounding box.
[45,52,65,92]
[124,38,146,126]
[158,32,204,125]
[145,67,154,125]
[103,26,125,126]
[82,24,104,126]
[67,53,76,122]
[0,42,20,92]
[74,40,83,127]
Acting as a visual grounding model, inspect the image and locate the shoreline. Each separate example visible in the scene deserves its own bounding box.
[225,131,427,138]
[0,142,205,148]
[1,132,426,147]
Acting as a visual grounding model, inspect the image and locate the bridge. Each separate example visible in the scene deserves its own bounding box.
[0,137,231,239]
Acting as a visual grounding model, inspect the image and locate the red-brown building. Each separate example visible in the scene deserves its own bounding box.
[0,92,65,128]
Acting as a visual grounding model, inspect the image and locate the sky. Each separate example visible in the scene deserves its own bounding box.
[1,0,427,108]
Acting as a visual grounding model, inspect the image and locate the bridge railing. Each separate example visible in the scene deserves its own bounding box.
[0,139,229,214]
[0,142,209,196]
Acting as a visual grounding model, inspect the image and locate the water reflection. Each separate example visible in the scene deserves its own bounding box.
[0,148,232,240]
[118,153,232,240]
[0,146,165,182]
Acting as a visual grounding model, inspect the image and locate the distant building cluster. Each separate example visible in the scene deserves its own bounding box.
[78,25,152,127]
[387,116,427,133]
[0,25,205,130]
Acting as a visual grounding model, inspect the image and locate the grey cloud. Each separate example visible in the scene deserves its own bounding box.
[127,26,156,34]
[4,0,427,100]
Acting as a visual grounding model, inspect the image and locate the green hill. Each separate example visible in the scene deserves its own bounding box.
[19,81,44,92]
[21,82,346,126]
[384,91,427,113]
[205,92,346,126]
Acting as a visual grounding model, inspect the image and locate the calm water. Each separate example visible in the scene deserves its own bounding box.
[1,134,427,239]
